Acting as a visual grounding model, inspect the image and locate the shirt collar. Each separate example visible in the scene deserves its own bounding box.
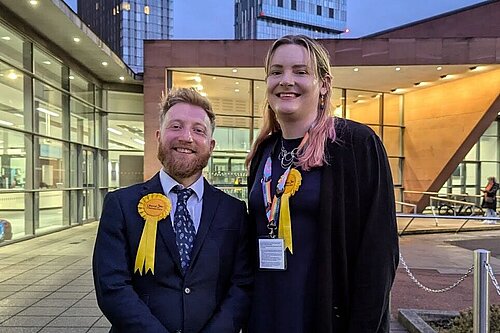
[159,169,204,202]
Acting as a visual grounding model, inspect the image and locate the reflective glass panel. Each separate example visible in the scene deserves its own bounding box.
[107,113,144,150]
[34,137,69,189]
[0,23,24,68]
[70,99,95,145]
[0,61,25,129]
[0,128,27,189]
[345,90,380,125]
[34,47,63,88]
[34,79,65,139]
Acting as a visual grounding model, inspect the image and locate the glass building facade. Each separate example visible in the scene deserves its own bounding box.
[78,0,174,73]
[235,0,347,39]
[0,20,144,243]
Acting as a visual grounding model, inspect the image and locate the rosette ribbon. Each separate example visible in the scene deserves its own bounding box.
[278,168,302,254]
[135,193,171,275]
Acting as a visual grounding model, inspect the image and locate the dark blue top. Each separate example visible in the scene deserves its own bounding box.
[248,137,322,333]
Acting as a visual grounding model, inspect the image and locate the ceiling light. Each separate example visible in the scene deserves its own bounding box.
[234,88,240,93]
[232,68,238,73]
[29,0,38,5]
[101,61,108,66]
[73,37,81,43]
[195,84,204,91]
[344,28,350,33]
[133,138,145,145]
[69,75,74,80]
[353,67,359,72]
[212,77,217,80]
[42,60,51,65]
[235,81,239,85]
[436,66,443,71]
[107,127,123,135]
[0,120,14,126]
[395,67,401,71]
[13,113,24,118]
[36,107,59,117]
[194,76,202,83]
[200,92,207,97]
[7,72,18,80]
[119,76,125,81]
[1,36,11,41]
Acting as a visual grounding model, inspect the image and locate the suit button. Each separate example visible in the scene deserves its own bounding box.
[333,306,338,310]
[184,287,191,294]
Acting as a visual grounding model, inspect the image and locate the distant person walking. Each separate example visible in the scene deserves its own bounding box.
[482,176,499,224]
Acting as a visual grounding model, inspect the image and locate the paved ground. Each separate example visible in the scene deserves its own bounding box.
[1,223,500,332]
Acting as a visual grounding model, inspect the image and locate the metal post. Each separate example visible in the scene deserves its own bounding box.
[473,249,490,333]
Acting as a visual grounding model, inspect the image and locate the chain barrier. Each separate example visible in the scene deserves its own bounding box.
[399,253,474,293]
[485,263,500,296]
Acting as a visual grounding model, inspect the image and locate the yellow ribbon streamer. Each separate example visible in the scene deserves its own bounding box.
[135,193,171,275]
[278,168,302,254]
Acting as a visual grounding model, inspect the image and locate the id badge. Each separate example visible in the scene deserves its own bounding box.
[258,237,287,270]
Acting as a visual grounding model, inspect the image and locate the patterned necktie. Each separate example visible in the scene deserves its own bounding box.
[172,186,196,273]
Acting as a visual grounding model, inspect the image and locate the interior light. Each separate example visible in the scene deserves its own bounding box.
[119,76,125,81]
[353,67,359,72]
[36,107,59,117]
[345,28,350,33]
[69,75,75,80]
[1,36,11,41]
[194,76,202,83]
[42,60,51,65]
[200,92,207,97]
[235,81,239,85]
[133,138,145,145]
[395,67,401,71]
[436,66,443,71]
[7,73,18,80]
[0,120,14,126]
[73,37,81,43]
[107,127,123,135]
[232,68,238,73]
[235,88,240,93]
[29,0,38,5]
[101,61,108,66]
[14,113,24,118]
[212,77,217,80]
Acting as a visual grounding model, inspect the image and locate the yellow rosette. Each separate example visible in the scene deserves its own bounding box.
[278,168,302,254]
[135,193,171,275]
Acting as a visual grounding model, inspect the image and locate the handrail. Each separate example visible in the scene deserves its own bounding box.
[397,213,500,236]
[395,201,417,214]
[429,196,478,207]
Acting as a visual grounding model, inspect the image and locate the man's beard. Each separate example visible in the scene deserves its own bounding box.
[157,141,211,180]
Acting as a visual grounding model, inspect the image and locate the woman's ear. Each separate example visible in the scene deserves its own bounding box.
[320,74,332,96]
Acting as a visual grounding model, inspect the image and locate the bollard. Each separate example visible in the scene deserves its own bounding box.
[473,249,490,333]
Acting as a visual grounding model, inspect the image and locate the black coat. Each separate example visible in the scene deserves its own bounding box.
[481,182,499,210]
[248,119,399,333]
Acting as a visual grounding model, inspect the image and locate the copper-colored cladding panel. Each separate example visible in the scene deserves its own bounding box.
[403,70,500,211]
[370,1,499,39]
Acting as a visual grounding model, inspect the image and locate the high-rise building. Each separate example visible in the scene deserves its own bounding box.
[234,0,347,39]
[78,0,173,73]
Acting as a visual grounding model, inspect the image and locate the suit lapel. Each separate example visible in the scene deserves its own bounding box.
[189,179,221,269]
[140,173,183,273]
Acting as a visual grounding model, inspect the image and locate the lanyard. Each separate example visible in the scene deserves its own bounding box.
[261,133,308,238]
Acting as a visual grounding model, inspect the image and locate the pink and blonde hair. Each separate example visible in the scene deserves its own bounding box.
[245,35,336,171]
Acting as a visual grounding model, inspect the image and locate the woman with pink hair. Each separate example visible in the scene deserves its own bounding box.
[246,35,399,333]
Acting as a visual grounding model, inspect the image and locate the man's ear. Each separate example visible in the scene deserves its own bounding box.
[155,129,160,141]
[210,139,216,153]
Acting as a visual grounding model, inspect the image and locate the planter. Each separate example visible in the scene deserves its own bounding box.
[398,309,460,333]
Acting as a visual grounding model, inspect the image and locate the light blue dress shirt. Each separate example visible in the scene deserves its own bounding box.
[159,169,204,232]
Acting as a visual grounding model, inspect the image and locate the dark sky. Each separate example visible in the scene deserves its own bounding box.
[64,0,485,38]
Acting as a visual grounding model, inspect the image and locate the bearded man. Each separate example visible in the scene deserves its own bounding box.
[93,88,253,333]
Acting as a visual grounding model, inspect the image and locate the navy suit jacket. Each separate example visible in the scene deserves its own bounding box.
[93,173,253,333]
